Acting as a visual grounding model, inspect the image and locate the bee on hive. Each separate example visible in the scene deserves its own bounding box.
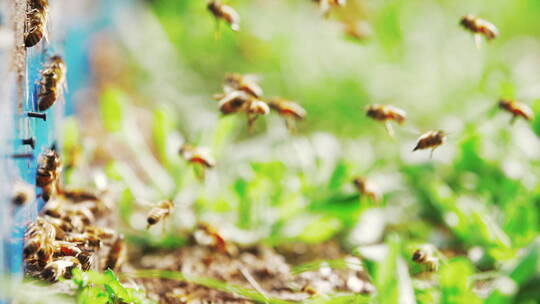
[36,149,62,201]
[38,55,67,112]
[24,0,49,48]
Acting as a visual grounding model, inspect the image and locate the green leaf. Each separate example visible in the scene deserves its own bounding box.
[100,87,127,132]
[532,99,540,138]
[440,258,482,304]
[151,107,173,163]
[298,215,342,243]
[328,161,349,192]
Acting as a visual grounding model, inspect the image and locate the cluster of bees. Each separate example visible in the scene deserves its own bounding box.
[23,0,67,112]
[213,73,306,132]
[22,149,126,282]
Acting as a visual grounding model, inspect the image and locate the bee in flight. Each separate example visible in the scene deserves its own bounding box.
[146,199,174,230]
[12,181,35,206]
[36,148,62,201]
[413,130,446,158]
[366,104,406,137]
[38,55,67,112]
[195,222,229,254]
[412,248,439,272]
[460,15,498,47]
[352,177,381,203]
[214,73,270,130]
[207,0,240,32]
[498,98,534,123]
[313,0,347,16]
[224,73,263,98]
[267,98,307,132]
[24,0,49,48]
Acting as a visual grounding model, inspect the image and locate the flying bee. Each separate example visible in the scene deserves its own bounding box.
[352,177,381,202]
[301,284,318,296]
[41,256,81,281]
[498,99,534,123]
[208,0,240,32]
[246,99,270,130]
[12,181,35,206]
[412,249,439,272]
[217,90,250,115]
[195,223,228,254]
[24,0,48,48]
[224,73,263,98]
[179,144,216,180]
[460,15,498,47]
[366,104,406,137]
[105,235,126,272]
[314,0,346,16]
[36,148,62,201]
[268,98,307,132]
[412,130,446,158]
[343,20,371,42]
[38,55,67,112]
[146,199,174,230]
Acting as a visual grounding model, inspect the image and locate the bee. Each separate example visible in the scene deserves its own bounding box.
[498,98,534,123]
[246,99,270,129]
[207,1,240,32]
[61,189,99,203]
[41,256,81,281]
[314,0,346,16]
[366,104,406,137]
[412,249,439,272]
[53,240,82,257]
[460,15,498,47]
[224,73,263,98]
[217,90,250,115]
[179,144,216,169]
[24,218,56,262]
[301,284,318,296]
[352,177,381,202]
[12,181,35,206]
[268,98,307,131]
[24,0,48,48]
[76,250,96,271]
[38,55,67,112]
[412,130,446,158]
[196,223,228,254]
[105,235,126,271]
[146,199,174,229]
[36,149,62,201]
[343,21,371,42]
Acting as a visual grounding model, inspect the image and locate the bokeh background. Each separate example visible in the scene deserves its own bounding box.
[2,0,540,303]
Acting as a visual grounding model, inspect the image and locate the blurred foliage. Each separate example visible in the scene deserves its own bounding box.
[72,269,155,304]
[69,0,540,302]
